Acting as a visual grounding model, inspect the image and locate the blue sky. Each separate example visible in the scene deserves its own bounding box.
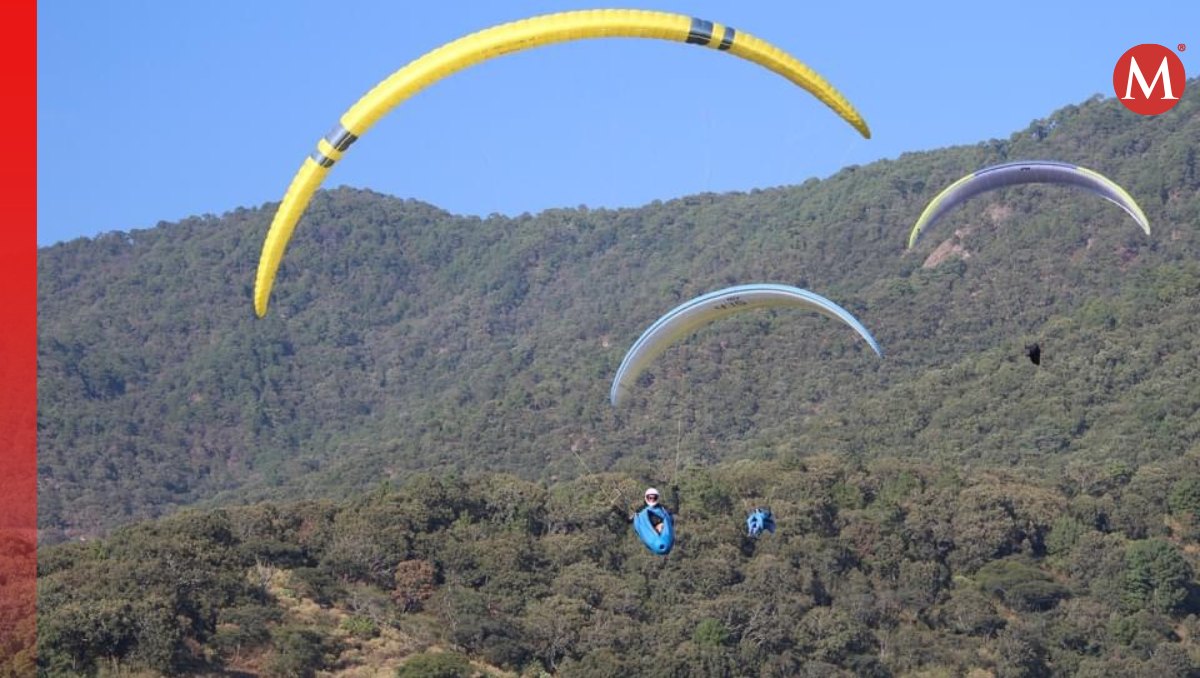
[37,1,1197,246]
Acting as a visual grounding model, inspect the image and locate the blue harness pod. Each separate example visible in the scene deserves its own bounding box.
[633,505,675,555]
[746,508,776,538]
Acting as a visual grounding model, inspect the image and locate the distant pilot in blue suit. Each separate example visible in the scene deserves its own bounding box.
[746,507,776,538]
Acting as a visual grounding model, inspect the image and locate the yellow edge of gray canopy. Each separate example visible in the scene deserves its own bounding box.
[907,160,1151,249]
[610,283,883,407]
[254,9,872,317]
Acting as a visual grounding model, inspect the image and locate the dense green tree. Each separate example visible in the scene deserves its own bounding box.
[1169,476,1200,520]
[974,558,1068,611]
[1122,539,1194,613]
[394,651,473,678]
[267,627,335,678]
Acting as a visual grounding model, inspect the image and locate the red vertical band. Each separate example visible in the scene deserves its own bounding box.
[0,0,38,672]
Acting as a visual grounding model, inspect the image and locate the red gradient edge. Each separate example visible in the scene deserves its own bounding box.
[0,0,38,672]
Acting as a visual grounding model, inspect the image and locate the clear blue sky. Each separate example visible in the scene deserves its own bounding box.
[37,1,1197,246]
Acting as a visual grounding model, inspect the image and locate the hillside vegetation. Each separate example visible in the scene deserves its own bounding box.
[37,82,1200,540]
[32,80,1200,676]
[34,458,1200,676]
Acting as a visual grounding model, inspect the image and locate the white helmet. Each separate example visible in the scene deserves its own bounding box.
[644,487,661,504]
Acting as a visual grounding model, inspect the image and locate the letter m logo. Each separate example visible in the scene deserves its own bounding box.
[1114,44,1186,115]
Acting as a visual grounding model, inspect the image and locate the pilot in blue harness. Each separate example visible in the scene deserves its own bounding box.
[746,507,776,538]
[630,487,676,555]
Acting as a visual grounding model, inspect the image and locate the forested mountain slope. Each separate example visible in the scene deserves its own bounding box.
[37,81,1200,539]
[34,458,1200,676]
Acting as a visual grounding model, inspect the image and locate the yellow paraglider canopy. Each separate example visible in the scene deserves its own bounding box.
[254,9,871,317]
